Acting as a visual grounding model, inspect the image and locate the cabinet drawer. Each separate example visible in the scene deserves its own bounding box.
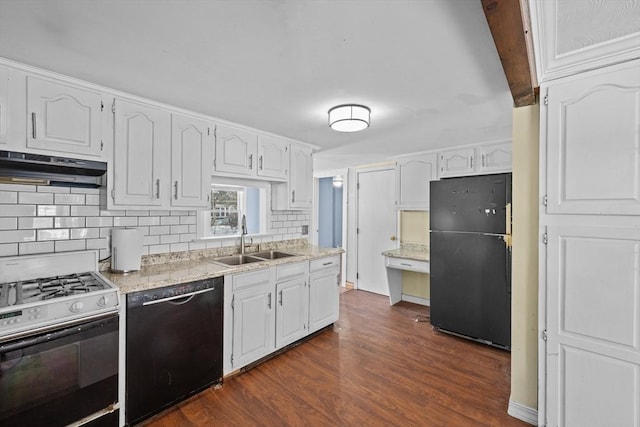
[232,268,272,292]
[385,256,429,273]
[310,255,340,273]
[276,261,308,283]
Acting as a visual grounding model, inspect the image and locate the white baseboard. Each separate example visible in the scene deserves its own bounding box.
[401,294,430,306]
[508,399,538,425]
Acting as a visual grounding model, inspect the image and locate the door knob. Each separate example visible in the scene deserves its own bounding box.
[390,235,397,241]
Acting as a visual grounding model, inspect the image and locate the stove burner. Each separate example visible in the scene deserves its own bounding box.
[0,272,110,308]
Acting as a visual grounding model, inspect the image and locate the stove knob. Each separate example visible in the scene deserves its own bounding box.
[98,296,110,307]
[70,301,84,313]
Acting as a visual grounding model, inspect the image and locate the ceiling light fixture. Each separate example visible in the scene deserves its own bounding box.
[328,104,370,132]
[332,175,343,187]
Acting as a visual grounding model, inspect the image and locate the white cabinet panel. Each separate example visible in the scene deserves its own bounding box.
[231,282,275,369]
[477,142,512,174]
[395,153,437,210]
[27,76,103,157]
[438,147,475,178]
[257,135,288,180]
[0,66,8,146]
[214,124,257,175]
[309,256,340,333]
[545,225,640,426]
[275,278,309,349]
[112,99,170,206]
[272,144,313,210]
[170,113,213,208]
[545,60,640,215]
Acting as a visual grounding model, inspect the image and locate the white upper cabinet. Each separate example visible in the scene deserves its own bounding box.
[395,153,438,210]
[112,98,171,207]
[544,59,640,215]
[438,147,475,178]
[257,135,289,180]
[477,142,512,174]
[171,113,214,208]
[0,66,8,146]
[289,144,313,209]
[26,76,104,157]
[214,124,257,176]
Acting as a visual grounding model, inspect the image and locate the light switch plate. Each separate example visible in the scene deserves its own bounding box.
[302,225,308,235]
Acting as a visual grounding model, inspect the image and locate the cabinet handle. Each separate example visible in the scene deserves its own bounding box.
[31,113,36,139]
[155,179,160,199]
[322,261,333,266]
[291,190,295,203]
[482,154,486,167]
[174,181,178,200]
[259,155,263,170]
[470,156,473,168]
[249,154,253,169]
[278,290,283,306]
[400,262,412,267]
[267,292,272,309]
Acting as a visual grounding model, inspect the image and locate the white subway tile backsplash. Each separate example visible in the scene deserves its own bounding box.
[160,216,180,225]
[0,243,18,256]
[100,209,126,216]
[54,193,85,205]
[150,210,170,216]
[160,234,180,244]
[19,192,54,204]
[114,216,138,227]
[0,229,36,243]
[38,205,69,217]
[55,239,86,252]
[149,225,170,235]
[19,241,54,255]
[2,205,36,217]
[188,241,207,250]
[143,235,160,246]
[0,183,36,192]
[19,217,53,229]
[54,217,86,228]
[170,243,189,252]
[71,228,100,239]
[37,186,70,194]
[170,225,189,234]
[0,218,17,230]
[71,187,99,194]
[37,229,70,241]
[71,205,100,216]
[86,238,108,250]
[86,216,113,227]
[180,233,196,243]
[0,191,18,204]
[138,216,160,226]
[149,244,170,255]
[125,210,149,216]
[85,195,100,205]
[180,216,196,225]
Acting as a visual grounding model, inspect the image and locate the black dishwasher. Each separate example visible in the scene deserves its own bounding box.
[126,277,223,425]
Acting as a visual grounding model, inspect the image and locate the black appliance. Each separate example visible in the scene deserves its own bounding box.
[429,173,512,349]
[126,277,224,425]
[0,149,106,188]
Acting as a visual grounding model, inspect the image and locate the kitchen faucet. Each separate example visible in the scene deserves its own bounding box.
[240,214,249,254]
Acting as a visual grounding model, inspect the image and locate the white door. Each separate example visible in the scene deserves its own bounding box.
[357,168,396,295]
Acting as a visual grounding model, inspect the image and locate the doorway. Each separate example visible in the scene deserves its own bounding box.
[317,177,343,248]
[356,167,397,295]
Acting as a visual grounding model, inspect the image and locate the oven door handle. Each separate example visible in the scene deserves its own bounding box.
[0,312,118,353]
[141,287,214,306]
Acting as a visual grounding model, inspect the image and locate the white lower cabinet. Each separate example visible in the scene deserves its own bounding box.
[309,255,340,333]
[224,255,341,375]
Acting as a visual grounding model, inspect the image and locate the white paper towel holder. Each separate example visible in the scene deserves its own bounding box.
[111,227,143,274]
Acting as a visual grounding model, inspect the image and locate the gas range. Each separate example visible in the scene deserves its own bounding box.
[0,250,119,341]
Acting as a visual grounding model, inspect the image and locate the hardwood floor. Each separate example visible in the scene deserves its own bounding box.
[143,290,529,426]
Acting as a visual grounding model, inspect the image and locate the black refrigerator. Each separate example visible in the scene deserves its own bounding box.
[429,173,512,349]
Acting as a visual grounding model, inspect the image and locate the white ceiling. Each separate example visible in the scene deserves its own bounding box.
[0,0,513,171]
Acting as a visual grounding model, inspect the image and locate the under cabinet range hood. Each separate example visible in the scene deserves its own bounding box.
[0,150,106,188]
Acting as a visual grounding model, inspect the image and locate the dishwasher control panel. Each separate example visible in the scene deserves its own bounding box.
[127,277,221,307]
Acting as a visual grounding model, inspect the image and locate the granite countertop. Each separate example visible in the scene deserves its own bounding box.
[103,245,344,295]
[381,243,429,262]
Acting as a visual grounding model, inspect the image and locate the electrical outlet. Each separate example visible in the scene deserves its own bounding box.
[302,225,308,235]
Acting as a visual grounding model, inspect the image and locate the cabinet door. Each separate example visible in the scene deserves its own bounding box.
[26,76,103,157]
[0,66,8,146]
[257,135,289,180]
[171,113,213,208]
[545,60,640,215]
[232,283,275,369]
[214,124,257,175]
[395,153,437,210]
[477,142,512,174]
[112,99,170,206]
[438,147,475,178]
[275,278,309,349]
[290,144,313,209]
[309,269,339,333]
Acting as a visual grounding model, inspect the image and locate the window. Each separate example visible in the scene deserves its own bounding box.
[198,178,269,239]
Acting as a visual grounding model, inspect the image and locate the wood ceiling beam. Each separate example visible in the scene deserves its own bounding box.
[481,0,537,107]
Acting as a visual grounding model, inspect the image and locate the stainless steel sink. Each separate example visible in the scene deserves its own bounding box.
[211,254,264,266]
[252,250,296,260]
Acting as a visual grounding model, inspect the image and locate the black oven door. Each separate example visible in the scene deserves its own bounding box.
[0,314,119,427]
